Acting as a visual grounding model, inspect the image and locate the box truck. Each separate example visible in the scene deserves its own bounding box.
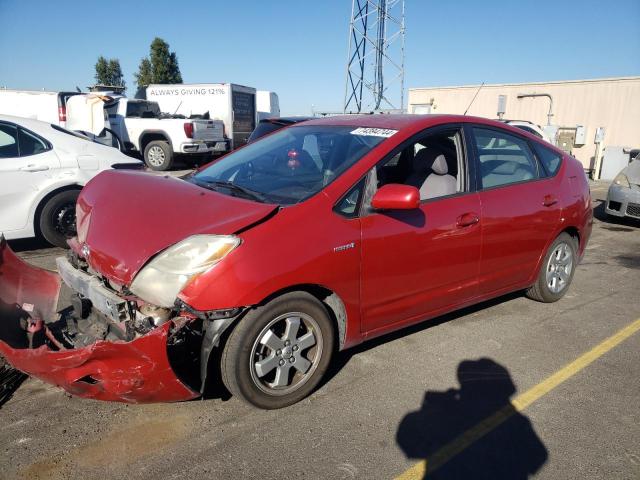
[146,83,257,149]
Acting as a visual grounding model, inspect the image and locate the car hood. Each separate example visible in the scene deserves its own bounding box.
[76,170,278,285]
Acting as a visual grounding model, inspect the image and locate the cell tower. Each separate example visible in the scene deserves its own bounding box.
[343,0,406,113]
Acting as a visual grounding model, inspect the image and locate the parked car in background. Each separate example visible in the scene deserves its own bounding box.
[605,152,640,220]
[0,115,142,247]
[0,89,81,128]
[106,98,228,171]
[0,115,591,409]
[500,120,555,144]
[247,116,313,143]
[147,83,257,149]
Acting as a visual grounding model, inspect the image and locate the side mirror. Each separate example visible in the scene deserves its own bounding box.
[371,184,420,211]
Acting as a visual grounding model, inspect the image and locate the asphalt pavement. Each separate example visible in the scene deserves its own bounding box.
[0,181,638,480]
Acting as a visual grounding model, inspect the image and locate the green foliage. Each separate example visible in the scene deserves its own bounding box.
[135,37,182,91]
[94,56,125,90]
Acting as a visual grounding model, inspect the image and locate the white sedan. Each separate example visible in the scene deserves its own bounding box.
[0,114,142,247]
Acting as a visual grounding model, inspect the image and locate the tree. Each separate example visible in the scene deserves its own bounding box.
[134,37,182,93]
[94,56,125,90]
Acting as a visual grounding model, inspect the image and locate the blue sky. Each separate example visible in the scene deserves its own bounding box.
[1,0,638,115]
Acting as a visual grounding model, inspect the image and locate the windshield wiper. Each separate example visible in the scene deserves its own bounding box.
[197,179,267,202]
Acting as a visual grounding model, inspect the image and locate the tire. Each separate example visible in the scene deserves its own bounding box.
[143,140,173,171]
[38,190,79,248]
[526,233,577,303]
[221,292,334,409]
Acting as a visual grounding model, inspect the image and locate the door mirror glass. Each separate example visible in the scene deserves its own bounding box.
[371,184,420,210]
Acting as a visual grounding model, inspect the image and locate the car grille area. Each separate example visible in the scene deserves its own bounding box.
[626,203,640,218]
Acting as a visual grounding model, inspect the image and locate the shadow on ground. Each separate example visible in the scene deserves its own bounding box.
[396,358,548,479]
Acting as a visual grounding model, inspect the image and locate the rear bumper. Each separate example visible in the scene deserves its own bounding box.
[0,237,199,404]
[180,140,229,154]
[605,185,640,219]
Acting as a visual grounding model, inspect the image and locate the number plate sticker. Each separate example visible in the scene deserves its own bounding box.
[350,127,398,138]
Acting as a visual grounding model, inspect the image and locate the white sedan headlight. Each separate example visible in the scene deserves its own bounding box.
[613,173,630,188]
[129,235,240,307]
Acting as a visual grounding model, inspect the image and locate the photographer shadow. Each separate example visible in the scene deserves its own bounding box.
[396,358,548,479]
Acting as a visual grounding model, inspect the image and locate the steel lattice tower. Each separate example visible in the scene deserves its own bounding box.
[343,0,405,113]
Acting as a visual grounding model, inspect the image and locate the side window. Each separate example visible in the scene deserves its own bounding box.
[377,130,464,200]
[18,128,48,157]
[472,127,539,189]
[532,143,562,176]
[0,124,19,158]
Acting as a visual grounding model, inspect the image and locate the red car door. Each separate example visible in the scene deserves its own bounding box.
[470,126,562,295]
[359,126,482,335]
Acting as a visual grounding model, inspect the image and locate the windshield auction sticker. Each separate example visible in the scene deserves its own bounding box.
[350,127,398,138]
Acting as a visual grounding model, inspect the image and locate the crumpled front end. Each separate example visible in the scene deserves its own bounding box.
[0,236,200,404]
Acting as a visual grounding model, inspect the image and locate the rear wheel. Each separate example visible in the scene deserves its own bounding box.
[221,292,334,409]
[38,190,79,248]
[144,140,173,171]
[526,233,577,302]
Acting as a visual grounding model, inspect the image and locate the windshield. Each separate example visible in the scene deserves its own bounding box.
[50,124,90,141]
[191,125,389,205]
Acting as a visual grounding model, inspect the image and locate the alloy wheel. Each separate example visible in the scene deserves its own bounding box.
[545,242,573,294]
[249,312,322,396]
[147,145,166,167]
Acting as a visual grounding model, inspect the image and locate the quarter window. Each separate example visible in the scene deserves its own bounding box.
[18,128,48,156]
[532,143,562,176]
[0,124,19,158]
[472,127,539,189]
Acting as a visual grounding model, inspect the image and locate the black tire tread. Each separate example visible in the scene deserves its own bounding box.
[221,291,334,409]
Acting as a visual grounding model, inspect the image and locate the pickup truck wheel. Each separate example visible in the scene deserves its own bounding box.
[221,292,334,409]
[144,141,173,171]
[39,190,79,248]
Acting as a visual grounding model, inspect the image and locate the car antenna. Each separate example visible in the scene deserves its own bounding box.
[464,82,484,115]
[173,101,183,116]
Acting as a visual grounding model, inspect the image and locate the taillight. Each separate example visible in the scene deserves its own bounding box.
[58,106,66,122]
[184,122,194,138]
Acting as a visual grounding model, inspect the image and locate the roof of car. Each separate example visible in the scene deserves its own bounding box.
[0,114,53,132]
[261,116,314,124]
[299,113,506,130]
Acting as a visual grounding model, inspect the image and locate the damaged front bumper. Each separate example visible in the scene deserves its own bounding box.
[0,237,237,404]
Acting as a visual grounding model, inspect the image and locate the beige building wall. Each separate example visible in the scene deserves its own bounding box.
[408,77,640,170]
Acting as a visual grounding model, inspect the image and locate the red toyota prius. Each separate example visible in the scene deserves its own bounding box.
[0,115,592,409]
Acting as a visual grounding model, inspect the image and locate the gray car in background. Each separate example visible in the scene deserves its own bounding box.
[605,152,640,220]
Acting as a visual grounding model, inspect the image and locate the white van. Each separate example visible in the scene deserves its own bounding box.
[146,83,257,149]
[0,89,81,128]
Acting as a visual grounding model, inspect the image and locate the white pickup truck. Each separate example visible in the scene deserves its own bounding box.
[106,98,229,170]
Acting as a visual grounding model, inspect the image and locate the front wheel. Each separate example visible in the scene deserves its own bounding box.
[526,233,577,302]
[38,190,79,248]
[221,292,334,409]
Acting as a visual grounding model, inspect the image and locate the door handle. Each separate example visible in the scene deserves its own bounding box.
[543,195,558,207]
[20,164,49,172]
[457,212,480,227]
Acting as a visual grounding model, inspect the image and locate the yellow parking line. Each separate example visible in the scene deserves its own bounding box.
[395,317,640,480]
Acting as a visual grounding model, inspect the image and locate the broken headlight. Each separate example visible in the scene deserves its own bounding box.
[129,235,240,307]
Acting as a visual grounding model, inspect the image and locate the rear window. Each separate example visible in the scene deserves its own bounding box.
[247,121,287,143]
[532,143,562,176]
[126,101,161,118]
